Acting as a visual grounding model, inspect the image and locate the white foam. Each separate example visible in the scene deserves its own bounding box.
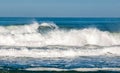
[25,67,120,71]
[0,46,119,58]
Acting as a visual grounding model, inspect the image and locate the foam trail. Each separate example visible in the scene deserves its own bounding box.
[25,67,120,71]
[0,45,120,58]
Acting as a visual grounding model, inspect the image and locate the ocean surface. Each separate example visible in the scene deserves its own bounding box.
[0,17,120,73]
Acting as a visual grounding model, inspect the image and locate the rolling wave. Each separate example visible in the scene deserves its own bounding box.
[0,21,120,58]
[0,21,120,47]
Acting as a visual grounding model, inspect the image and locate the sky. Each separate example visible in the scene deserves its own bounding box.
[0,0,120,17]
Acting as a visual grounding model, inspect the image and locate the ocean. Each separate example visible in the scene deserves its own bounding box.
[0,17,120,73]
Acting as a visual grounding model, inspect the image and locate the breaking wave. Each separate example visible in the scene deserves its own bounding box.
[0,21,120,47]
[0,21,120,57]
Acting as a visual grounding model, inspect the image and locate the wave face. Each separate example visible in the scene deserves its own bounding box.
[0,17,120,70]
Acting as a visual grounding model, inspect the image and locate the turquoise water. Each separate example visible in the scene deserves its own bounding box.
[0,17,120,72]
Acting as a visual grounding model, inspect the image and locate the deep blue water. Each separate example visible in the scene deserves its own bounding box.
[0,17,120,32]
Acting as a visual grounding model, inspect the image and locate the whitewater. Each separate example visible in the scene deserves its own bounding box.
[0,21,120,58]
[0,18,120,71]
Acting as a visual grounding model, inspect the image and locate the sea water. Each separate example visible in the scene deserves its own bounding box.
[0,17,120,72]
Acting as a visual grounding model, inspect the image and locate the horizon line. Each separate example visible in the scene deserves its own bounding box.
[0,16,120,18]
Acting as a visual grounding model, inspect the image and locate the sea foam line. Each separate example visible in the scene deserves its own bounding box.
[25,67,120,71]
[0,45,120,58]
